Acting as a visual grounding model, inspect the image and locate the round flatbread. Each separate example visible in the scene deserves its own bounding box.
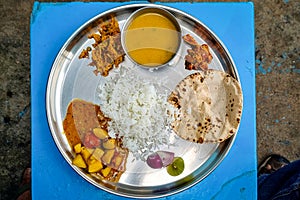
[168,70,243,143]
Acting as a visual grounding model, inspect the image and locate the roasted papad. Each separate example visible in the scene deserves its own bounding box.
[168,70,243,143]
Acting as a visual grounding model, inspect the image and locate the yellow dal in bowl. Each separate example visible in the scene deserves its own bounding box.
[124,12,180,67]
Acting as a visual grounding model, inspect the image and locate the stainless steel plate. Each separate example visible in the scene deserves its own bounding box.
[46,3,241,198]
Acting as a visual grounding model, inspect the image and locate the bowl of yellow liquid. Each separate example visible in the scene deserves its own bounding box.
[121,7,182,69]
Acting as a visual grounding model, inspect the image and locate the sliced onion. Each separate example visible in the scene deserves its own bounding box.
[146,151,175,169]
[146,152,163,169]
[157,151,175,167]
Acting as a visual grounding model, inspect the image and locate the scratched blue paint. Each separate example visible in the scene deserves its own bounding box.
[275,119,279,123]
[271,61,275,67]
[278,139,291,146]
[256,58,299,75]
[257,64,267,75]
[210,171,256,200]
[284,141,290,145]
[19,111,26,118]
[263,95,269,99]
[19,105,29,118]
[283,0,289,3]
[267,66,272,73]
[31,2,41,24]
[281,67,298,73]
[281,52,288,59]
[292,68,300,73]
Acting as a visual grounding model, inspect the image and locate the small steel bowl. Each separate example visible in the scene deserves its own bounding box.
[121,7,182,69]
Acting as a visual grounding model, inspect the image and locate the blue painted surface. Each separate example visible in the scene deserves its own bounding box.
[31,2,256,199]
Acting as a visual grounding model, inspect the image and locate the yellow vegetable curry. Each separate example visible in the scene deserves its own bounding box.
[63,99,128,183]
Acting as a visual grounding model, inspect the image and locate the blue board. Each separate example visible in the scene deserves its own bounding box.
[31,1,256,199]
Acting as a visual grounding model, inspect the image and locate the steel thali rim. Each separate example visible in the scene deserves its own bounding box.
[46,3,241,198]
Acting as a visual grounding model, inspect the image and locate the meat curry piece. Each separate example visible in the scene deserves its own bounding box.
[182,34,213,71]
[63,99,128,183]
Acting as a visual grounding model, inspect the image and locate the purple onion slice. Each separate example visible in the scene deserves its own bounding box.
[146,152,163,169]
[157,151,175,167]
[146,151,175,169]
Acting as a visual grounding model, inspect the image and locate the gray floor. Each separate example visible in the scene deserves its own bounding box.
[0,0,299,199]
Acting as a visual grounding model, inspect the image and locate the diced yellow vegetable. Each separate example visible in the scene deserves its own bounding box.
[91,148,105,160]
[101,167,111,177]
[74,143,82,154]
[102,149,115,164]
[81,147,93,162]
[72,154,87,169]
[87,158,103,173]
[114,155,123,169]
[102,139,116,149]
[93,127,108,139]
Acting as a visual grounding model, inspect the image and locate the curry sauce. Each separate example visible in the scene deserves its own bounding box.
[124,12,180,67]
[63,99,128,183]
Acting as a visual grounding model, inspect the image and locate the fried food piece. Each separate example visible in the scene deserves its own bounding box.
[79,15,125,77]
[183,34,198,46]
[90,16,125,76]
[78,47,92,59]
[91,34,125,77]
[183,34,213,71]
[79,48,89,59]
[90,15,121,46]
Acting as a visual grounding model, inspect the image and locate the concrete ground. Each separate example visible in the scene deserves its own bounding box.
[0,0,299,199]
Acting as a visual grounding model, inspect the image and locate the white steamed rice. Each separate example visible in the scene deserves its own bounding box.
[98,66,177,160]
